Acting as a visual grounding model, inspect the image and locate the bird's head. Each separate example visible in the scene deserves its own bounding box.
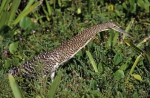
[104,22,132,38]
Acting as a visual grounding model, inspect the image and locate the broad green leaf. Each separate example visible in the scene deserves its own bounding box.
[8,74,23,98]
[113,52,122,65]
[19,17,36,30]
[120,64,128,71]
[131,74,142,81]
[9,42,18,54]
[4,59,11,69]
[12,58,19,66]
[114,70,124,80]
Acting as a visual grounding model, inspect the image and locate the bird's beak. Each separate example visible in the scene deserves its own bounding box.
[113,27,133,38]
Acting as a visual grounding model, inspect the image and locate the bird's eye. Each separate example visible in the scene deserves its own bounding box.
[112,25,117,28]
[113,25,120,29]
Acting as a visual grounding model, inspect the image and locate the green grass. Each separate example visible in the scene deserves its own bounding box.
[0,0,150,98]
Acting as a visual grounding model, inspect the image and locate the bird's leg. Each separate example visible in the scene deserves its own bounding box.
[51,71,55,82]
[50,64,59,82]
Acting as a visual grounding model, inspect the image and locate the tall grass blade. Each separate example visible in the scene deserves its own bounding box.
[23,0,35,11]
[129,54,142,75]
[126,54,142,82]
[8,0,21,25]
[125,38,150,65]
[8,74,23,98]
[136,36,150,64]
[13,2,40,25]
[47,71,62,98]
[45,0,52,16]
[107,31,113,48]
[143,52,150,65]
[86,50,98,72]
[0,12,9,28]
[41,5,50,21]
[124,39,143,54]
[113,32,119,46]
[124,18,135,38]
[0,0,11,16]
[137,36,150,47]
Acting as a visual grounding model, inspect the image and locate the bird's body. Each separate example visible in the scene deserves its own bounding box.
[9,22,131,80]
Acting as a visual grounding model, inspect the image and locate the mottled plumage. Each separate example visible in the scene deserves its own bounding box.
[9,22,131,81]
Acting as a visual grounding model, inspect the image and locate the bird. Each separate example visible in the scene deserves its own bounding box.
[9,22,132,81]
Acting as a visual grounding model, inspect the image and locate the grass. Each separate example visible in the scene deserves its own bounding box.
[0,0,150,98]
